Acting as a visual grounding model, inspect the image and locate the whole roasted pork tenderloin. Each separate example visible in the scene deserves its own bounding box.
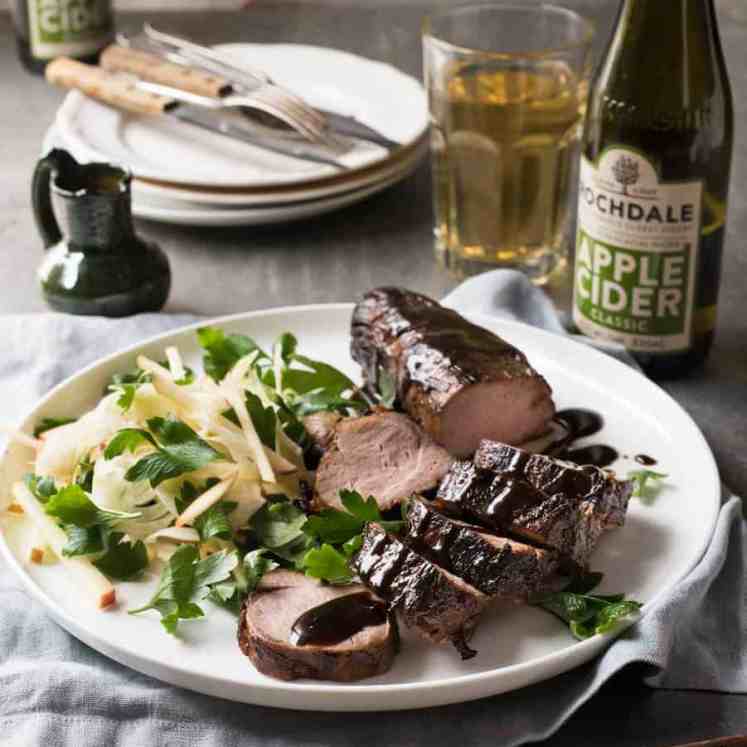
[350,287,555,457]
[314,410,454,511]
[238,570,398,682]
[354,523,486,659]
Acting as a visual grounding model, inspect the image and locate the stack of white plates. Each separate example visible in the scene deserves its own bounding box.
[44,44,429,226]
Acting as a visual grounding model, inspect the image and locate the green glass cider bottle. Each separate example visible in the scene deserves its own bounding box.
[12,0,114,75]
[572,0,733,378]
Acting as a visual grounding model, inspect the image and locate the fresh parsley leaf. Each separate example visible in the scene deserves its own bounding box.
[54,499,147,580]
[303,490,403,545]
[193,548,237,587]
[197,327,266,382]
[243,548,279,594]
[62,524,103,557]
[376,368,397,409]
[24,473,57,502]
[74,454,95,492]
[93,531,149,580]
[250,499,308,549]
[532,572,642,641]
[106,367,151,412]
[304,508,364,545]
[194,500,237,541]
[342,534,363,557]
[161,361,195,386]
[628,469,668,501]
[108,360,192,411]
[291,389,367,417]
[287,354,355,397]
[129,545,237,635]
[115,384,139,412]
[33,416,76,438]
[104,428,156,458]
[108,368,147,390]
[274,332,298,364]
[106,418,222,488]
[340,490,383,522]
[272,535,316,567]
[302,544,353,584]
[245,392,277,449]
[44,485,99,527]
[207,581,242,614]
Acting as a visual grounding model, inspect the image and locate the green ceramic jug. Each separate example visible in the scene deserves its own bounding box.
[32,148,171,316]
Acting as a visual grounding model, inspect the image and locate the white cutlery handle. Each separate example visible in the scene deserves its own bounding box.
[46,57,173,116]
[100,44,230,99]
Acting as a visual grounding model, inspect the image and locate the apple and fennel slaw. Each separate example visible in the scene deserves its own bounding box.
[2,328,367,630]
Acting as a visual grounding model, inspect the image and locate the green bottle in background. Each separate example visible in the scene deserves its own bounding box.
[572,0,733,379]
[12,0,114,75]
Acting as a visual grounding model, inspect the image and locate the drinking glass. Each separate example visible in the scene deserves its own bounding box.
[423,4,594,283]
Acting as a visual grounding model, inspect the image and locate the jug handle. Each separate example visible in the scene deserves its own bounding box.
[31,149,79,249]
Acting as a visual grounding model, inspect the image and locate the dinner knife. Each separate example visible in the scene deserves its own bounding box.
[100,43,401,151]
[45,58,350,170]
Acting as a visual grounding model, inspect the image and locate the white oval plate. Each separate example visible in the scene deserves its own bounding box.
[54,43,428,190]
[130,156,420,226]
[0,305,720,711]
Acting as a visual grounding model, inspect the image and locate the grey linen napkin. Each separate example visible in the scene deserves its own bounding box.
[0,273,745,747]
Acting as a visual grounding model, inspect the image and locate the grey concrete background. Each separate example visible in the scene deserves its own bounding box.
[1,2,746,743]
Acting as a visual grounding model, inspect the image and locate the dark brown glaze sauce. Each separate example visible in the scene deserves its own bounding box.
[561,445,619,469]
[484,476,547,525]
[635,454,657,466]
[289,592,388,647]
[548,409,619,468]
[555,409,603,439]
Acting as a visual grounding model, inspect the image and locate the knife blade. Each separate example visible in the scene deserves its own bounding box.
[169,105,350,169]
[313,109,400,150]
[45,57,349,170]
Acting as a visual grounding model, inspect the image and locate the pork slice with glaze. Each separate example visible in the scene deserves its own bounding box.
[474,440,633,529]
[435,460,608,568]
[404,496,560,599]
[350,287,555,457]
[354,522,487,659]
[314,410,454,511]
[238,570,398,682]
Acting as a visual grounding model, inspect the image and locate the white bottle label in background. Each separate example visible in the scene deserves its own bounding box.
[28,0,112,60]
[573,147,702,353]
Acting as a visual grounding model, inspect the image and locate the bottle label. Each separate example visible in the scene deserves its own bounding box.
[573,147,702,353]
[28,0,112,60]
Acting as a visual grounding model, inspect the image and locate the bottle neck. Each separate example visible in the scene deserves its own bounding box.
[598,0,722,108]
[618,0,714,23]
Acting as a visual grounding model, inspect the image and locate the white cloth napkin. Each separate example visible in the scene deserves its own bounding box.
[0,272,744,747]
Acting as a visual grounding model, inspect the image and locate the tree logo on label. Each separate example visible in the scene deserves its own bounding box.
[611,155,639,195]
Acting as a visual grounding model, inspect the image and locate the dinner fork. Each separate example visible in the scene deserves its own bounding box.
[130,78,351,157]
[141,25,329,141]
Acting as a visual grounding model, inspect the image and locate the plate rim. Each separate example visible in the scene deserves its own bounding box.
[0,303,721,710]
[130,146,425,226]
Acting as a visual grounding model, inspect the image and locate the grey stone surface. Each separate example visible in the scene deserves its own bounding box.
[1,2,746,743]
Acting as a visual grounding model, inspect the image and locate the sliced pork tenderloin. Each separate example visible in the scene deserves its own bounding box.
[354,523,486,659]
[404,496,560,599]
[314,410,454,512]
[238,570,397,682]
[435,456,630,567]
[474,440,632,529]
[350,287,555,457]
